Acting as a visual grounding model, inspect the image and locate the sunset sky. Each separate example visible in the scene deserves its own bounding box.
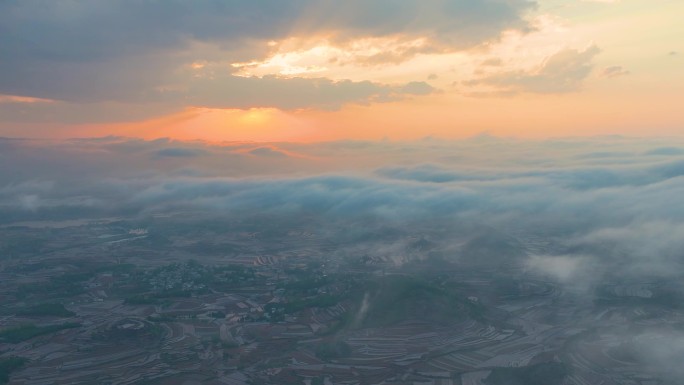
[0,0,682,142]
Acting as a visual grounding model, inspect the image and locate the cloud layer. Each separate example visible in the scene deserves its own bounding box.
[2,136,684,288]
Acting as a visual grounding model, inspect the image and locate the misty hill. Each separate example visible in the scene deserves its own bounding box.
[484,361,568,385]
[352,275,482,328]
[459,230,526,268]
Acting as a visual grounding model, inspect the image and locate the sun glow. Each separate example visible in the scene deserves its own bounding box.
[156,108,314,142]
[238,108,275,125]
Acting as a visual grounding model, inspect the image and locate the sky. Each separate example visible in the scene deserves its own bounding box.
[0,0,682,142]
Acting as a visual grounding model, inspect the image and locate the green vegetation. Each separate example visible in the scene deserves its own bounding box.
[0,232,48,258]
[284,295,340,314]
[0,323,80,343]
[594,285,684,308]
[484,362,568,385]
[15,272,89,300]
[282,276,331,294]
[0,356,28,384]
[210,265,258,290]
[14,303,75,317]
[493,277,522,298]
[125,290,192,305]
[124,295,160,305]
[209,311,226,318]
[92,321,162,344]
[264,294,341,322]
[149,289,194,299]
[147,315,176,322]
[95,263,136,274]
[315,340,352,361]
[353,275,478,327]
[5,261,51,273]
[267,273,483,328]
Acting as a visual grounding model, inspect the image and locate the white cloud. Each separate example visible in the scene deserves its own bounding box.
[464,45,601,94]
[601,65,630,78]
[525,255,588,282]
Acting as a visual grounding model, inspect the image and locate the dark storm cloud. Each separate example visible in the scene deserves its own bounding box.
[248,147,289,158]
[0,99,180,124]
[188,75,435,111]
[155,148,206,158]
[0,0,535,65]
[0,75,436,125]
[0,0,533,121]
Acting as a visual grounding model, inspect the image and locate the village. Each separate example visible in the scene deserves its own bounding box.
[0,219,680,385]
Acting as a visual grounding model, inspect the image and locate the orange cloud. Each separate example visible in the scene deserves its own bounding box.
[0,94,55,104]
